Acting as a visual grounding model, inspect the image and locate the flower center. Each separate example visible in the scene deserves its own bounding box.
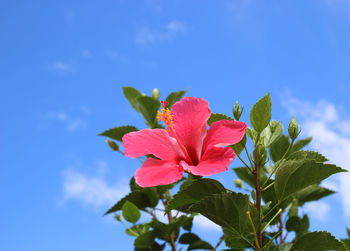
[157,101,174,131]
[157,101,194,166]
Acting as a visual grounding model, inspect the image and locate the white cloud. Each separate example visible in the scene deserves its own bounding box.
[46,110,88,132]
[193,215,221,232]
[284,97,350,217]
[62,169,129,207]
[52,61,72,74]
[106,50,128,63]
[136,20,186,44]
[81,50,92,58]
[303,201,330,222]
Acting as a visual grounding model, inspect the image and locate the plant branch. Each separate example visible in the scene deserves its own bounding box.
[212,234,226,251]
[253,163,263,251]
[160,193,177,251]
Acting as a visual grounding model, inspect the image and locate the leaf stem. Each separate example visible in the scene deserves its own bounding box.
[262,208,282,232]
[262,139,294,188]
[236,153,253,173]
[245,146,254,168]
[120,219,139,236]
[247,211,261,251]
[279,210,284,244]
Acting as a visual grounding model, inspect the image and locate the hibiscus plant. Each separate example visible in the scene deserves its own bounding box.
[99,87,350,251]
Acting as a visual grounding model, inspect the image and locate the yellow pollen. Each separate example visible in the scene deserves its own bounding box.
[157,107,174,130]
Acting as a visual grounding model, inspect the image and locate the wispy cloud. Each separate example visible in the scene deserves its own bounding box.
[51,61,73,75]
[136,20,186,44]
[61,169,129,208]
[81,50,92,58]
[106,50,128,63]
[303,201,330,222]
[46,110,88,132]
[283,96,350,217]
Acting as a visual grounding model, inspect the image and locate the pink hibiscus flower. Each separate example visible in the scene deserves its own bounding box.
[122,97,247,187]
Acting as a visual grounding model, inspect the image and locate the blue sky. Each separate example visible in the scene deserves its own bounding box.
[1,0,350,250]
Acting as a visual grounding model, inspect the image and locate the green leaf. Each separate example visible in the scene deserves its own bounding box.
[342,239,350,250]
[224,229,250,250]
[286,215,309,237]
[190,192,249,234]
[250,93,272,133]
[207,113,233,126]
[269,135,290,163]
[122,200,141,223]
[134,231,156,248]
[129,177,142,192]
[231,134,247,155]
[275,160,346,201]
[246,127,258,143]
[182,215,194,231]
[104,188,159,215]
[291,231,343,251]
[295,185,335,206]
[165,179,226,213]
[98,125,138,141]
[123,86,143,112]
[125,222,152,236]
[165,90,187,108]
[261,120,284,147]
[279,243,292,251]
[179,233,200,244]
[347,228,350,238]
[136,95,161,128]
[188,240,213,250]
[287,150,328,163]
[292,137,312,152]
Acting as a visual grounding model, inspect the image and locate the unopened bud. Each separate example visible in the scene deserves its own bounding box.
[234,179,244,189]
[233,101,244,121]
[288,117,299,141]
[253,143,267,166]
[152,88,160,100]
[106,139,119,151]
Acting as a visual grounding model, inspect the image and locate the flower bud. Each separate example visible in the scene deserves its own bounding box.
[253,143,267,166]
[288,117,299,141]
[234,179,244,189]
[233,101,244,121]
[106,139,119,151]
[152,88,160,100]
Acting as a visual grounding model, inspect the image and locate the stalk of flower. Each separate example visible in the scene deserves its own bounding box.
[122,97,247,187]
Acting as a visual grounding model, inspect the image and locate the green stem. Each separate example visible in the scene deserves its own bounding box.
[247,211,261,251]
[245,146,254,167]
[262,208,282,232]
[120,220,139,236]
[262,139,294,188]
[236,153,253,173]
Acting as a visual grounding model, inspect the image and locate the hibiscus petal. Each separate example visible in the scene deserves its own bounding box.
[171,97,211,164]
[202,120,247,152]
[123,129,185,162]
[135,158,183,187]
[185,146,235,176]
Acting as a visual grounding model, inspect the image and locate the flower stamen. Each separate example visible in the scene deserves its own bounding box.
[157,101,193,165]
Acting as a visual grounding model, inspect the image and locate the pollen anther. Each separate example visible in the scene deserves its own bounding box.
[157,101,174,130]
